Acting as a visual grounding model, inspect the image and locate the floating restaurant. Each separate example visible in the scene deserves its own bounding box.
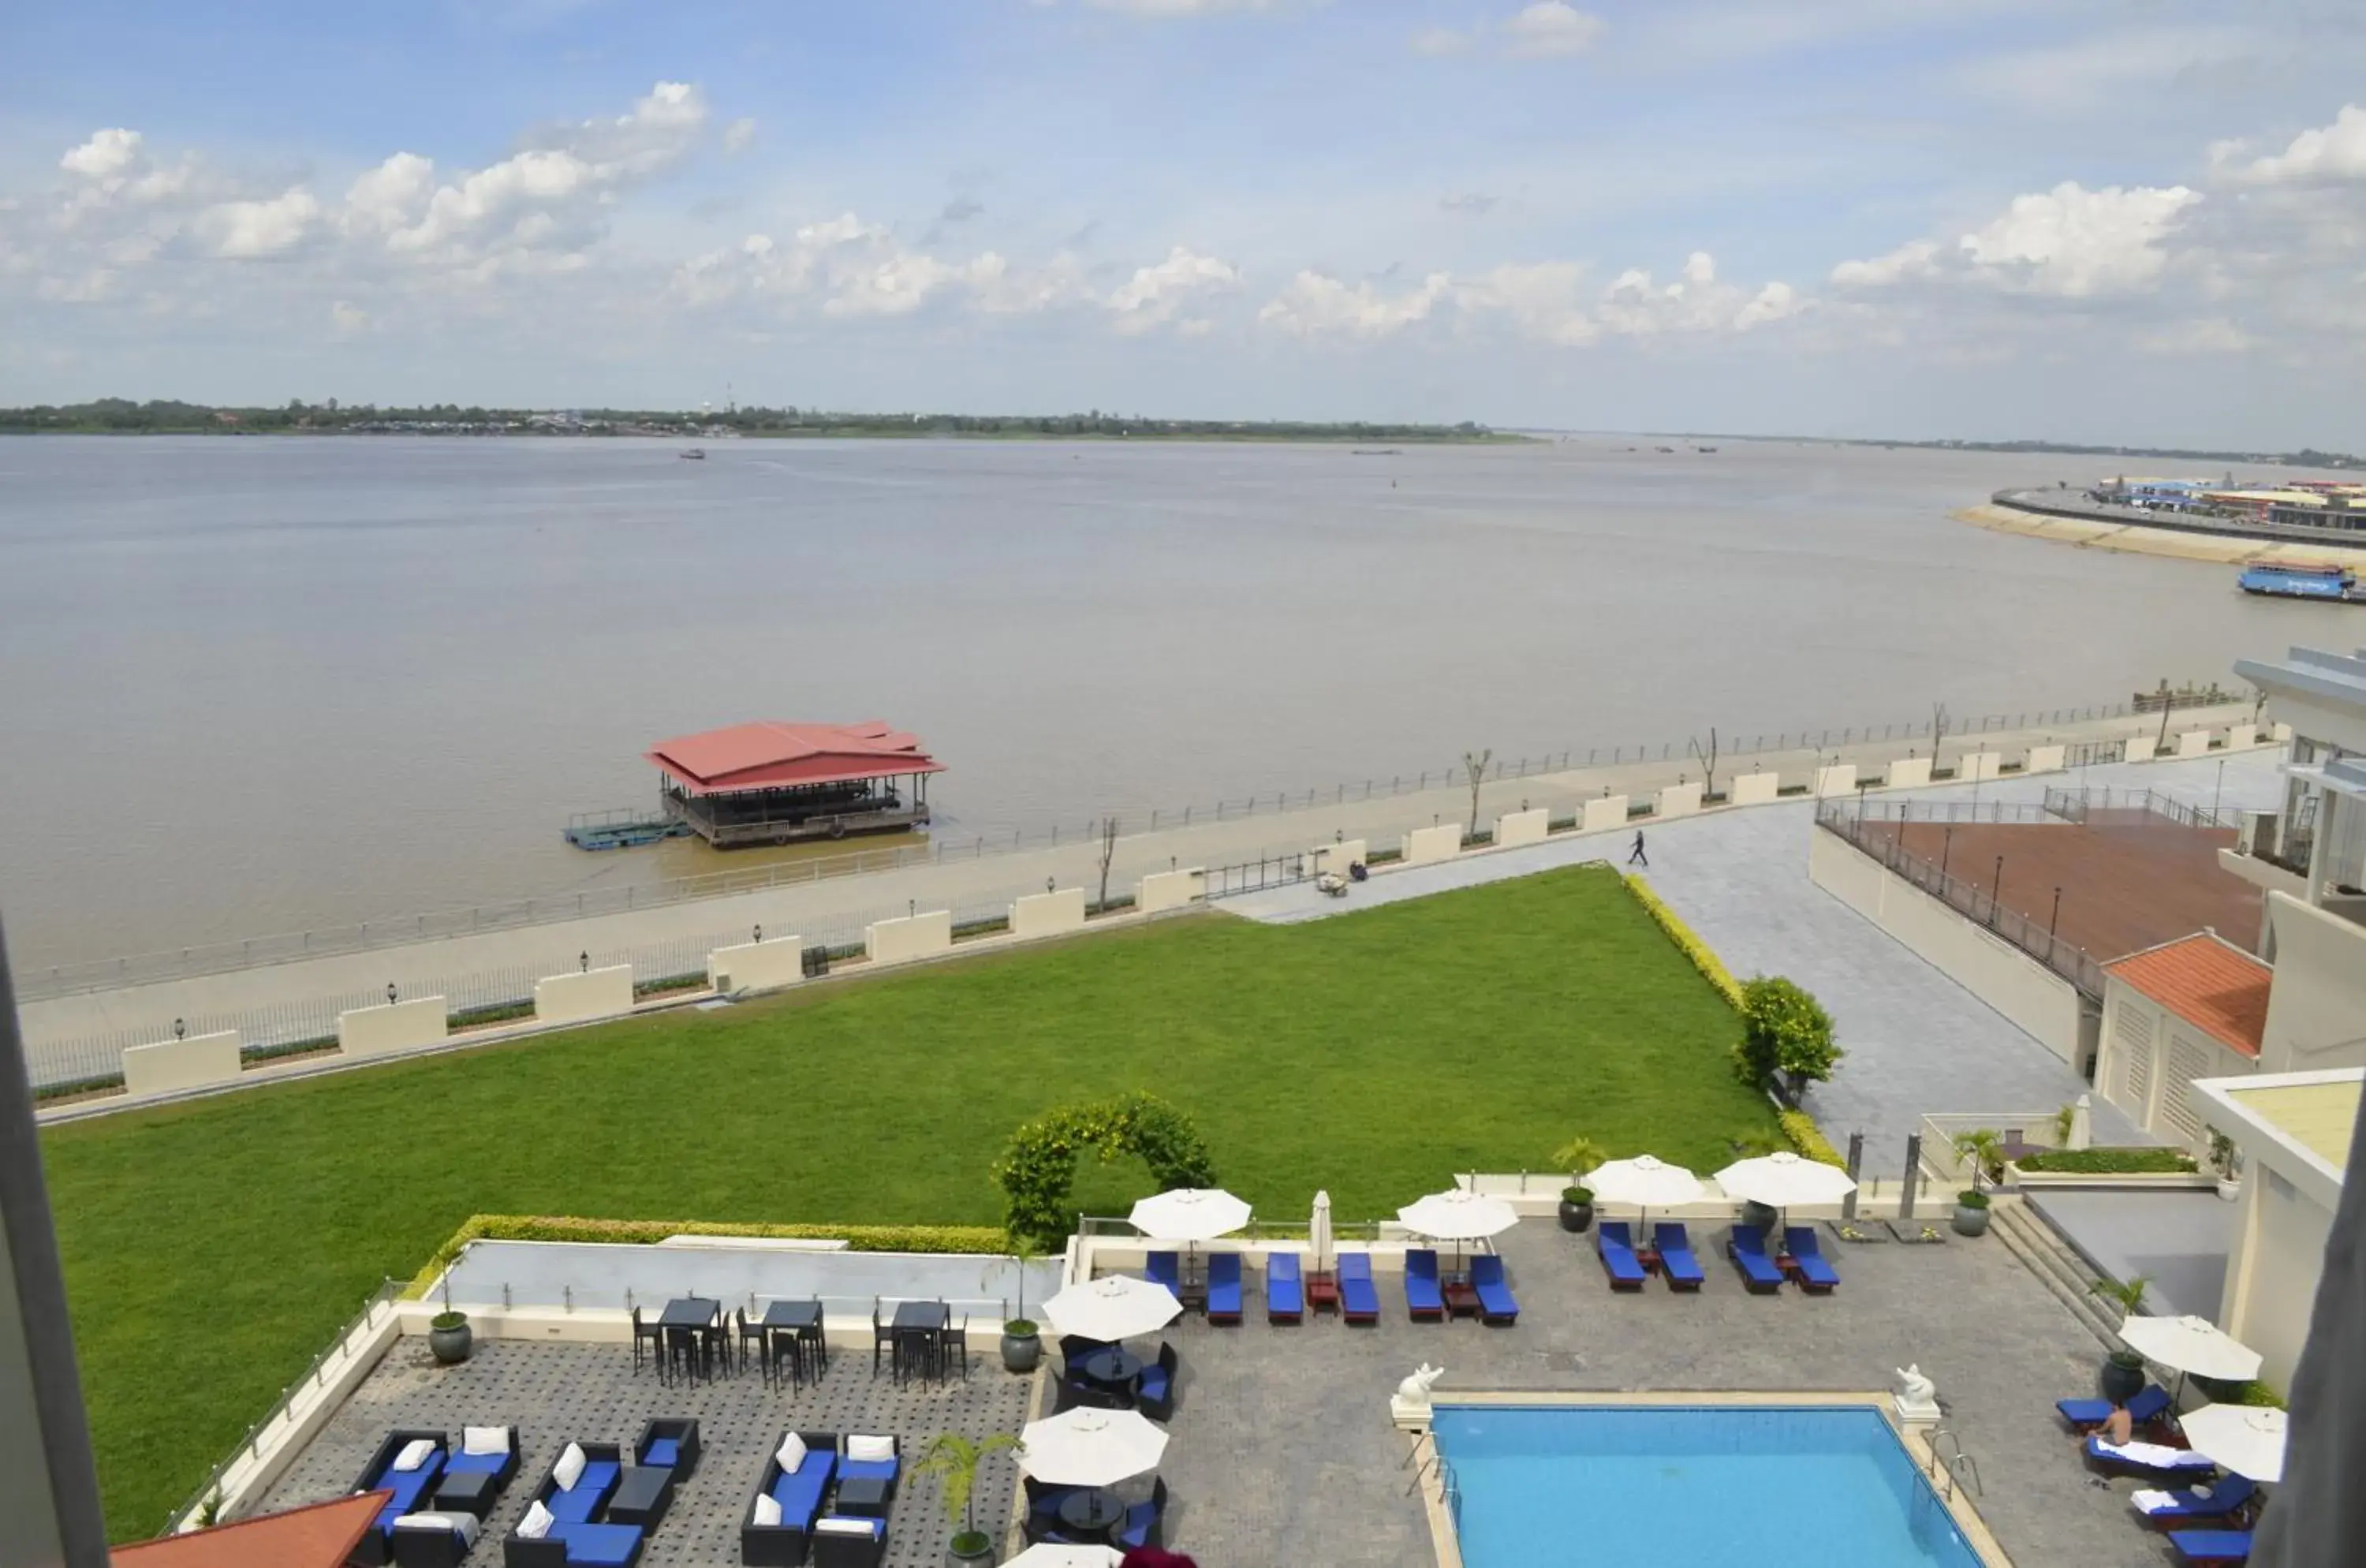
[642,719,941,848]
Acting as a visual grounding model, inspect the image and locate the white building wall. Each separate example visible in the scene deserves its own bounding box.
[2259,893,2366,1075]
[2224,1167,2336,1391]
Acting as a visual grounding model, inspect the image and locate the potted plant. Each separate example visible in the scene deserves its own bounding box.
[1950,1129,2003,1235]
[1551,1137,1607,1232]
[2091,1274,2153,1402]
[2207,1133,2241,1201]
[1951,1189,1991,1237]
[916,1432,1022,1566]
[428,1310,472,1365]
[997,1234,1045,1374]
[1729,1131,1783,1234]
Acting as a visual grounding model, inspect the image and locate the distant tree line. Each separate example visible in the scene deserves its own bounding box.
[0,397,1516,443]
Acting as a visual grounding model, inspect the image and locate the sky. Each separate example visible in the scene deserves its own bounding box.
[2,0,2364,446]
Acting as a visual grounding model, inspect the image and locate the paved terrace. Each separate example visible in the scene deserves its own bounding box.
[1228,749,2286,1160]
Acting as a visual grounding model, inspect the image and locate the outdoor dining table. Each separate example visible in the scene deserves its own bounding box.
[1079,1347,1144,1395]
[759,1299,824,1383]
[1055,1487,1126,1544]
[891,1300,950,1383]
[659,1297,721,1382]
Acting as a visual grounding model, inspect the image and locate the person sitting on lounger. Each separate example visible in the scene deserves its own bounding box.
[2088,1401,2135,1447]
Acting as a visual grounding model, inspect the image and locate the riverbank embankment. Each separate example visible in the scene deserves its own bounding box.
[1961,495,2366,566]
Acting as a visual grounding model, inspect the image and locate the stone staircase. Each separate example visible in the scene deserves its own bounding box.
[1991,1198,2122,1347]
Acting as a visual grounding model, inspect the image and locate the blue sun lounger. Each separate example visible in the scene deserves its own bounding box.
[1337,1254,1380,1323]
[1205,1253,1243,1324]
[2168,1530,2252,1565]
[1784,1226,1841,1292]
[1469,1255,1520,1323]
[2059,1383,2171,1432]
[1726,1224,1784,1294]
[2084,1437,2217,1479]
[2136,1477,2257,1527]
[1652,1223,1706,1290]
[1145,1252,1181,1294]
[1405,1249,1446,1320]
[1596,1222,1648,1290]
[1266,1253,1304,1323]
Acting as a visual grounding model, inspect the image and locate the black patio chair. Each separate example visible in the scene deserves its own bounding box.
[630,1305,665,1377]
[939,1313,969,1380]
[871,1301,893,1379]
[736,1309,767,1379]
[702,1311,733,1379]
[1138,1341,1179,1421]
[1058,1335,1109,1371]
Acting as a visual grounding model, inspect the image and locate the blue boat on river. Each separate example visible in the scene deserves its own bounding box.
[2238,563,2366,603]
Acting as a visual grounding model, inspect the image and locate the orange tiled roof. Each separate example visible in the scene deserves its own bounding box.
[112,1492,387,1568]
[2105,932,2271,1058]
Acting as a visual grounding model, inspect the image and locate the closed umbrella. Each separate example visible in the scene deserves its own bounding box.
[1310,1190,1335,1278]
[2181,1402,2288,1484]
[2118,1314,2264,1405]
[1397,1188,1519,1270]
[1041,1275,1182,1343]
[1018,1407,1170,1488]
[1006,1547,1122,1568]
[1715,1151,1857,1234]
[1586,1155,1703,1237]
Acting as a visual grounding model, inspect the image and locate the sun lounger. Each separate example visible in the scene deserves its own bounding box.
[1469,1254,1520,1323]
[2133,1477,2257,1528]
[2060,1383,2172,1432]
[1726,1224,1783,1294]
[1595,1222,1648,1290]
[1405,1249,1446,1320]
[2084,1436,2217,1479]
[1266,1253,1304,1323]
[1205,1253,1243,1324]
[1783,1226,1841,1292]
[2167,1530,2252,1565]
[507,1442,640,1568]
[739,1430,837,1568]
[1650,1223,1706,1290]
[1145,1252,1181,1294]
[353,1431,452,1567]
[1337,1254,1380,1323]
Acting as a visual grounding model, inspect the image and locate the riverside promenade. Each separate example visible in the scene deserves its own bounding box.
[15,702,2253,1088]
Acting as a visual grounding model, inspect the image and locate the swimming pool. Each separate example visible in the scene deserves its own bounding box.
[1431,1404,1987,1568]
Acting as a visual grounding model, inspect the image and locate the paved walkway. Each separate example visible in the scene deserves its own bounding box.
[1228,749,2285,1161]
[2029,1190,2239,1321]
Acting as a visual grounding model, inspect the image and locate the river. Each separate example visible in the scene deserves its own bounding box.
[0,433,2349,969]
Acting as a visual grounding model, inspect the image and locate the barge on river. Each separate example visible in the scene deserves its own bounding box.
[2237,563,2366,603]
[643,719,941,849]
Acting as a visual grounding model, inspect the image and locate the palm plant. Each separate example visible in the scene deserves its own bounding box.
[1551,1136,1607,1201]
[1951,1129,2006,1196]
[916,1432,1024,1557]
[2093,1272,2154,1375]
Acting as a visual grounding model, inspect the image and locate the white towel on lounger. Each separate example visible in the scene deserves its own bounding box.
[2131,1489,2178,1514]
[2099,1440,2209,1469]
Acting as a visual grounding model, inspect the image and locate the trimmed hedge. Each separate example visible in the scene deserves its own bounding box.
[402,1214,1011,1299]
[2016,1146,2199,1174]
[1779,1109,1846,1168]
[1625,874,1745,1010]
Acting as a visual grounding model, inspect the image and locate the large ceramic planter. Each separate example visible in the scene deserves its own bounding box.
[2100,1353,2147,1404]
[2216,1178,2241,1204]
[1740,1200,1780,1236]
[428,1317,473,1365]
[948,1533,996,1567]
[1558,1198,1595,1234]
[1001,1327,1041,1374]
[1951,1202,1991,1238]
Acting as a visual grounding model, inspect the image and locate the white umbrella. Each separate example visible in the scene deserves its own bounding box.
[2117,1316,2265,1383]
[1586,1155,1703,1235]
[1018,1407,1170,1488]
[1006,1547,1122,1568]
[1715,1152,1857,1211]
[1398,1188,1519,1269]
[2180,1402,2288,1484]
[1040,1275,1182,1343]
[1310,1190,1335,1276]
[1129,1188,1252,1242]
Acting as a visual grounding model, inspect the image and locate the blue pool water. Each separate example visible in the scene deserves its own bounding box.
[1431,1405,1986,1568]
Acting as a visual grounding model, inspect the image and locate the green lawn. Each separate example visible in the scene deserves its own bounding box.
[42,863,1771,1539]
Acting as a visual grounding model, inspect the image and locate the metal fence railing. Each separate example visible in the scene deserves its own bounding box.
[1816,801,2107,998]
[2041,786,2245,831]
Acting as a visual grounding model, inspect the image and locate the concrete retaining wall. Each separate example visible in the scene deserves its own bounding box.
[1138,868,1206,913]
[2024,745,2066,775]
[1730,772,1778,807]
[1402,823,1463,865]
[121,1029,243,1097]
[1886,757,1933,789]
[1960,751,2003,782]
[1492,808,1550,849]
[1809,831,2082,1062]
[2226,724,2256,752]
[1009,888,1088,942]
[1312,839,1367,875]
[707,937,806,994]
[1579,795,1630,834]
[2125,734,2158,763]
[2177,729,2211,759]
[2272,722,2293,744]
[865,909,953,965]
[534,965,634,1025]
[336,996,447,1058]
[1656,782,1702,819]
[1812,763,1857,798]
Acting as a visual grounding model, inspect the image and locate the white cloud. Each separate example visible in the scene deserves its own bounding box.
[1957,182,2200,296]
[198,189,322,259]
[1502,2,1603,59]
[1829,239,1938,289]
[2134,317,2256,355]
[61,129,143,179]
[1733,279,1800,330]
[671,215,1079,323]
[1257,271,1451,338]
[1457,261,1595,345]
[722,117,758,155]
[2237,103,2366,183]
[1106,245,1241,334]
[330,299,371,336]
[1082,0,1283,12]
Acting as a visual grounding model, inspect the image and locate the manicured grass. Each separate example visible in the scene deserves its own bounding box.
[43,863,1771,1539]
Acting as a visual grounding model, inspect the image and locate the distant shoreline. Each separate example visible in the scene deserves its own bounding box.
[0,427,1536,444]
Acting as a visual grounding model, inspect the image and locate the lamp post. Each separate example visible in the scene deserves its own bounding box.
[2214,758,2227,822]
[2048,886,2064,959]
[1939,825,1955,883]
[1989,854,2006,926]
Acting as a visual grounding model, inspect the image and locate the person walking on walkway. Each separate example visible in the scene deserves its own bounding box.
[1628,830,1648,868]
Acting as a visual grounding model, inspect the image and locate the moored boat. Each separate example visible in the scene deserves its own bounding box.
[2237,562,2366,603]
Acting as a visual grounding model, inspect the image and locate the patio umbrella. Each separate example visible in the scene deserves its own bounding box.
[1585,1155,1703,1236]
[1040,1275,1182,1343]
[1129,1188,1252,1242]
[1397,1188,1519,1269]
[1714,1152,1857,1232]
[1018,1407,1170,1488]
[1310,1190,1335,1277]
[2118,1314,2264,1405]
[2181,1403,2288,1484]
[1006,1547,1123,1568]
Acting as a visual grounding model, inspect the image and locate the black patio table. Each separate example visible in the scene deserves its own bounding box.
[606,1465,674,1529]
[1057,1487,1125,1543]
[760,1299,825,1382]
[659,1297,721,1380]
[891,1299,950,1381]
[1080,1347,1144,1391]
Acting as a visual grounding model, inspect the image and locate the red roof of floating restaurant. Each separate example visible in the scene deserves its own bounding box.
[2103,932,2271,1058]
[644,720,944,795]
[112,1492,389,1568]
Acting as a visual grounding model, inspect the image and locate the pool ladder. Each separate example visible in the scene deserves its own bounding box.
[1926,1428,1983,1499]
[1402,1434,1464,1528]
